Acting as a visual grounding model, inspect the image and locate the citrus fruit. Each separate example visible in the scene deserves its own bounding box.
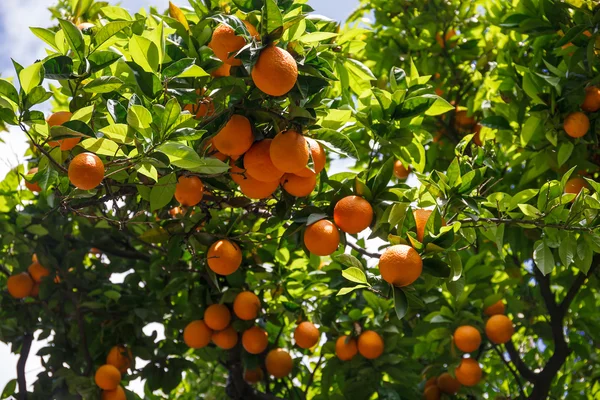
[24,168,41,192]
[233,291,261,320]
[357,330,384,359]
[393,160,410,180]
[454,358,482,387]
[212,63,231,77]
[303,219,340,256]
[294,321,320,349]
[244,367,264,384]
[484,300,505,316]
[28,262,50,283]
[295,138,326,177]
[437,372,461,394]
[564,111,589,138]
[106,345,132,374]
[213,115,254,157]
[485,315,514,344]
[212,326,238,349]
[238,176,279,199]
[251,46,298,96]
[243,139,284,182]
[454,110,476,128]
[174,175,204,206]
[280,173,316,197]
[335,335,358,361]
[7,272,34,299]
[242,326,268,354]
[101,386,126,400]
[270,130,309,173]
[68,152,104,190]
[333,195,373,234]
[564,177,587,197]
[204,304,231,331]
[230,163,248,185]
[581,86,600,112]
[265,348,293,378]
[378,244,423,287]
[453,325,482,353]
[207,239,242,276]
[183,320,213,349]
[94,364,121,390]
[424,377,437,388]
[47,111,80,150]
[413,208,445,242]
[424,385,441,400]
[208,21,259,66]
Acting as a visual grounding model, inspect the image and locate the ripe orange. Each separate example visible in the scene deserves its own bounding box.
[174,175,204,206]
[207,239,242,275]
[294,321,320,349]
[303,220,340,256]
[564,111,589,138]
[213,115,254,157]
[413,208,445,242]
[243,139,284,182]
[485,315,514,344]
[454,358,482,387]
[472,124,483,146]
[265,348,293,378]
[333,195,373,234]
[581,86,600,112]
[28,262,50,283]
[204,304,231,331]
[242,326,268,354]
[379,244,423,287]
[295,138,326,177]
[424,385,441,400]
[335,336,358,361]
[357,330,384,359]
[7,273,34,299]
[24,168,41,192]
[270,130,309,173]
[564,177,587,197]
[184,100,214,119]
[436,29,456,48]
[101,386,126,400]
[208,21,259,66]
[230,163,248,185]
[47,111,80,150]
[424,377,437,388]
[233,291,261,320]
[393,160,410,180]
[68,152,104,190]
[437,372,461,394]
[453,325,482,353]
[280,173,316,197]
[484,300,505,316]
[212,325,238,349]
[212,63,231,77]
[244,367,264,384]
[238,175,279,199]
[183,320,213,349]
[251,46,298,97]
[30,283,40,297]
[106,345,132,374]
[94,364,121,390]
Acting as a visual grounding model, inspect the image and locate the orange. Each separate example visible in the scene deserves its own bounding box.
[243,139,284,182]
[7,272,34,299]
[68,152,104,190]
[28,262,50,283]
[357,330,384,359]
[437,372,461,394]
[229,163,249,185]
[94,364,121,390]
[280,173,316,197]
[30,283,40,297]
[335,336,358,361]
[169,207,182,218]
[244,367,264,384]
[242,326,268,354]
[24,168,41,192]
[303,219,340,256]
[207,239,242,275]
[47,111,80,150]
[208,21,259,66]
[436,29,456,48]
[424,386,441,400]
[233,291,261,320]
[484,300,505,316]
[212,63,231,77]
[435,87,444,96]
[294,321,320,349]
[184,100,214,119]
[204,304,231,331]
[295,138,326,177]
[270,130,309,173]
[393,160,410,180]
[581,86,600,112]
[453,325,482,353]
[212,325,238,349]
[251,46,298,97]
[265,348,293,378]
[106,346,132,374]
[424,377,437,388]
[413,208,446,242]
[101,386,126,400]
[564,177,587,197]
[564,111,589,138]
[213,115,254,157]
[454,358,482,387]
[238,176,279,199]
[333,195,373,234]
[472,124,483,146]
[454,110,476,128]
[78,22,95,30]
[174,175,204,206]
[183,320,213,349]
[485,315,514,344]
[378,244,423,287]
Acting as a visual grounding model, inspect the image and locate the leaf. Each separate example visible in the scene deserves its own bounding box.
[43,56,74,80]
[129,35,160,73]
[19,62,44,94]
[26,224,48,236]
[337,285,368,296]
[82,76,123,93]
[50,120,96,139]
[94,21,134,49]
[262,0,284,37]
[448,251,462,281]
[156,98,181,134]
[30,27,59,51]
[508,189,539,211]
[71,105,94,123]
[99,124,134,144]
[126,61,162,98]
[523,72,544,105]
[58,19,85,60]
[314,129,359,159]
[168,1,190,30]
[136,162,158,182]
[371,157,394,195]
[88,51,123,72]
[127,105,153,137]
[480,115,512,130]
[157,142,229,174]
[150,173,177,211]
[0,79,19,104]
[162,58,195,78]
[518,204,541,217]
[101,6,133,21]
[104,290,121,301]
[393,287,408,320]
[26,86,52,106]
[299,32,338,43]
[177,64,208,78]
[557,142,574,167]
[424,96,454,116]
[80,138,126,156]
[533,240,555,276]
[1,379,17,399]
[332,253,363,270]
[521,115,542,146]
[341,267,369,285]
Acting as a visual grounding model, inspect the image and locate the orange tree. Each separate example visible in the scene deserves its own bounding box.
[0,0,600,400]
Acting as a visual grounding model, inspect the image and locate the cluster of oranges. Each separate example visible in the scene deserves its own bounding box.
[563,86,600,139]
[94,345,132,400]
[6,254,52,299]
[423,372,461,400]
[334,330,384,361]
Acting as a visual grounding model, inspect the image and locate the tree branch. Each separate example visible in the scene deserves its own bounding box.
[346,241,379,258]
[492,344,526,398]
[304,353,324,396]
[558,261,598,316]
[504,340,537,383]
[74,301,94,376]
[17,333,33,400]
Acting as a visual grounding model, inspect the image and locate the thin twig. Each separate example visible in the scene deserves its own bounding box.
[304,353,324,396]
[346,241,379,258]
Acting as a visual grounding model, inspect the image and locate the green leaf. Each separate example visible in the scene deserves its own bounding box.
[371,157,394,195]
[521,115,542,146]
[98,124,134,144]
[157,142,229,174]
[94,21,134,49]
[262,0,284,37]
[30,27,59,51]
[129,35,160,73]
[177,64,208,78]
[557,142,574,167]
[341,267,369,285]
[101,6,133,21]
[508,189,539,211]
[126,61,162,98]
[1,379,17,399]
[136,162,158,182]
[393,287,408,320]
[83,76,123,93]
[80,138,126,156]
[150,173,177,211]
[480,116,512,130]
[155,98,181,135]
[424,96,454,116]
[337,285,368,296]
[162,58,195,78]
[0,79,19,104]
[71,105,94,123]
[43,56,74,80]
[88,51,123,72]
[533,240,555,276]
[518,204,541,217]
[448,251,462,281]
[26,224,48,236]
[559,233,576,267]
[19,62,44,94]
[104,290,121,301]
[127,105,153,137]
[314,129,359,159]
[26,86,52,106]
[58,19,85,59]
[523,72,544,104]
[332,253,363,270]
[299,32,338,43]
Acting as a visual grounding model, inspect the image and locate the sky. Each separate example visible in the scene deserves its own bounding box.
[0,0,367,396]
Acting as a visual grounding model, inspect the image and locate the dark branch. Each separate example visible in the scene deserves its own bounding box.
[492,344,526,398]
[505,340,537,382]
[304,353,324,396]
[66,186,137,210]
[559,261,598,316]
[17,333,33,400]
[346,241,379,258]
[75,303,94,376]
